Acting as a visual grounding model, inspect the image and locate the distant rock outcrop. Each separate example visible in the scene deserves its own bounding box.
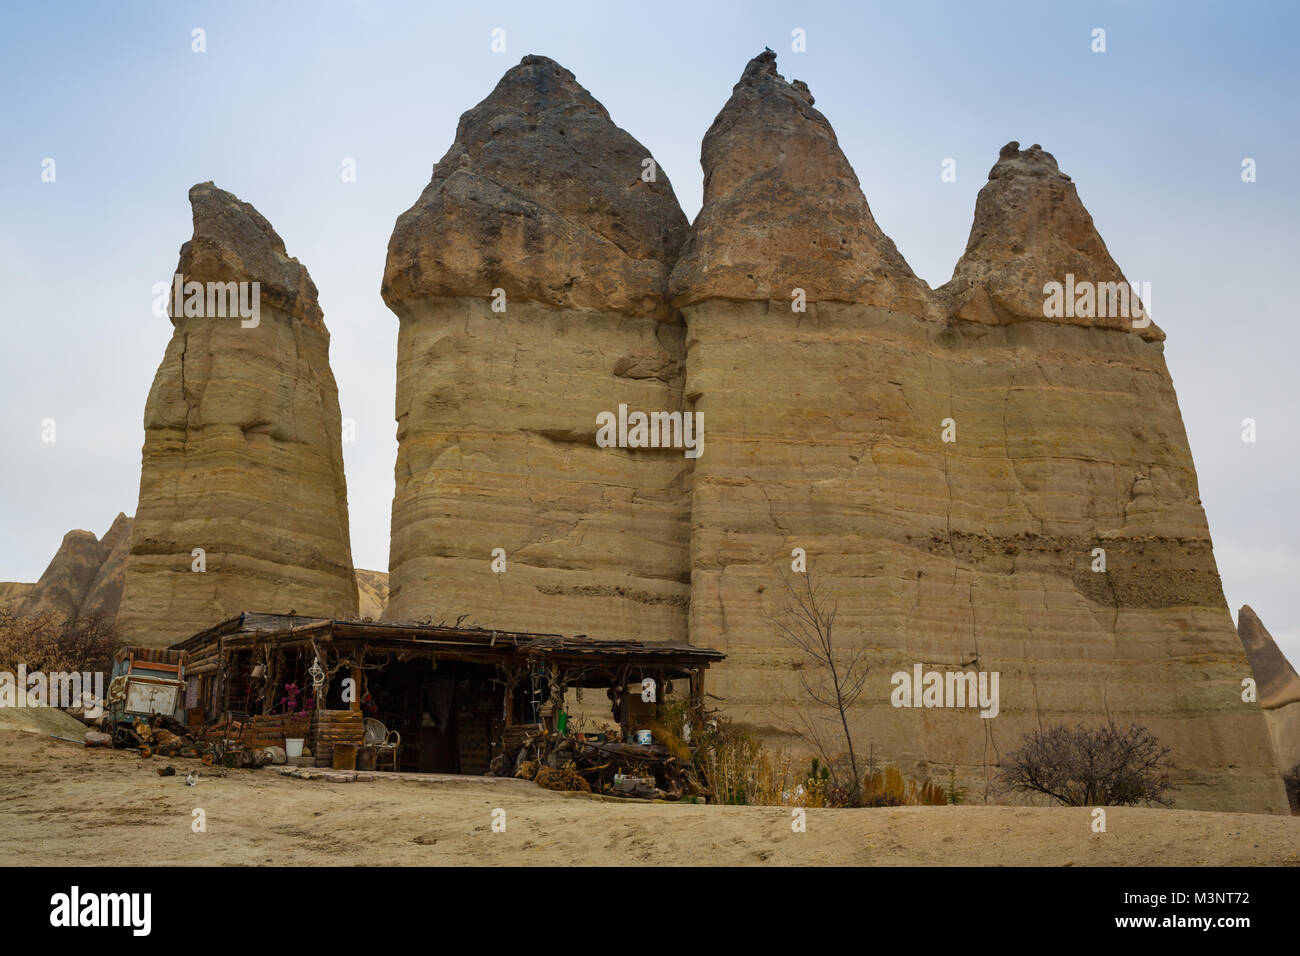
[1238,605,1300,779]
[355,569,389,621]
[8,514,131,625]
[381,55,692,638]
[117,183,357,647]
[80,512,132,623]
[17,529,107,622]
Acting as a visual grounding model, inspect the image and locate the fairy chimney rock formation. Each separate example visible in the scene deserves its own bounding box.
[117,183,357,647]
[10,514,132,625]
[667,51,1284,813]
[381,55,692,638]
[1237,605,1300,777]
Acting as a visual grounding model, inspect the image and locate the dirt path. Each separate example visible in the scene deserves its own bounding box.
[1,731,1296,866]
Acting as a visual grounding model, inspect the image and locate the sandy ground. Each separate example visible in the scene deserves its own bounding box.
[1,729,1297,866]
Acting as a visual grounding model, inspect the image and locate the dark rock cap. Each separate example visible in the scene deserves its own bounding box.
[382,55,689,321]
[175,182,325,330]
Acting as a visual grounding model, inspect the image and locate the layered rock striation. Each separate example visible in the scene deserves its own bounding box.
[117,183,357,647]
[381,56,692,638]
[663,51,1284,812]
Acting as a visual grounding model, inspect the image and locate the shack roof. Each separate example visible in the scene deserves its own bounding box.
[171,612,725,676]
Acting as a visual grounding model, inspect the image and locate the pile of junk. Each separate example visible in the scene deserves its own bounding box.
[79,646,279,769]
[490,722,713,801]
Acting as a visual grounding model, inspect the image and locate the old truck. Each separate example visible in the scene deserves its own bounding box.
[106,646,188,747]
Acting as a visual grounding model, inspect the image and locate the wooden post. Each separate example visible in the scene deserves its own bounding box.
[261,645,276,715]
[350,663,361,712]
[690,669,705,722]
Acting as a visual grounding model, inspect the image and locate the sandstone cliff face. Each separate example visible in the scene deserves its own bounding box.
[382,56,692,638]
[668,52,1284,812]
[117,183,357,647]
[1237,606,1300,777]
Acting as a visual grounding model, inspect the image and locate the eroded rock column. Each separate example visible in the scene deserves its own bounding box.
[382,56,691,640]
[117,183,357,646]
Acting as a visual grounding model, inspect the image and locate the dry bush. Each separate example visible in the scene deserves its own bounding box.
[999,721,1175,807]
[649,697,694,764]
[0,607,119,676]
[692,714,946,808]
[861,766,947,807]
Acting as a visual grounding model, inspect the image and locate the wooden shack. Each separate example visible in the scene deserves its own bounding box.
[170,612,724,774]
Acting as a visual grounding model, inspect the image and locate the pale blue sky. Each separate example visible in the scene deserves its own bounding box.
[2,1,1297,659]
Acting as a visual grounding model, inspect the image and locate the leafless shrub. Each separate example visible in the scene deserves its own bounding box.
[766,564,869,806]
[999,721,1176,807]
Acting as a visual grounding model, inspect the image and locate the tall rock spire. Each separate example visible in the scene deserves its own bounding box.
[381,56,692,639]
[117,183,357,646]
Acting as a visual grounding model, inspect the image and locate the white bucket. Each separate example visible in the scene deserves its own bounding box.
[633,730,652,745]
[285,737,305,758]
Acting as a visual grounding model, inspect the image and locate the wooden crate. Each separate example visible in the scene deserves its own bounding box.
[309,709,364,768]
[244,714,311,750]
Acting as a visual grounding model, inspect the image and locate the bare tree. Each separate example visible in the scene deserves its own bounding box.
[767,564,870,806]
[999,721,1175,807]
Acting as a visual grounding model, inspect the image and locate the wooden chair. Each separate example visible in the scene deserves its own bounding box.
[364,718,401,773]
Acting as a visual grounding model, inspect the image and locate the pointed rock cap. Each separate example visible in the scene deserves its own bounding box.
[383,54,689,321]
[1238,605,1300,709]
[175,182,324,330]
[669,50,931,314]
[940,142,1163,341]
[98,512,131,555]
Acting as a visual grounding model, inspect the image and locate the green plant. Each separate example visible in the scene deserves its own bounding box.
[945,766,968,806]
